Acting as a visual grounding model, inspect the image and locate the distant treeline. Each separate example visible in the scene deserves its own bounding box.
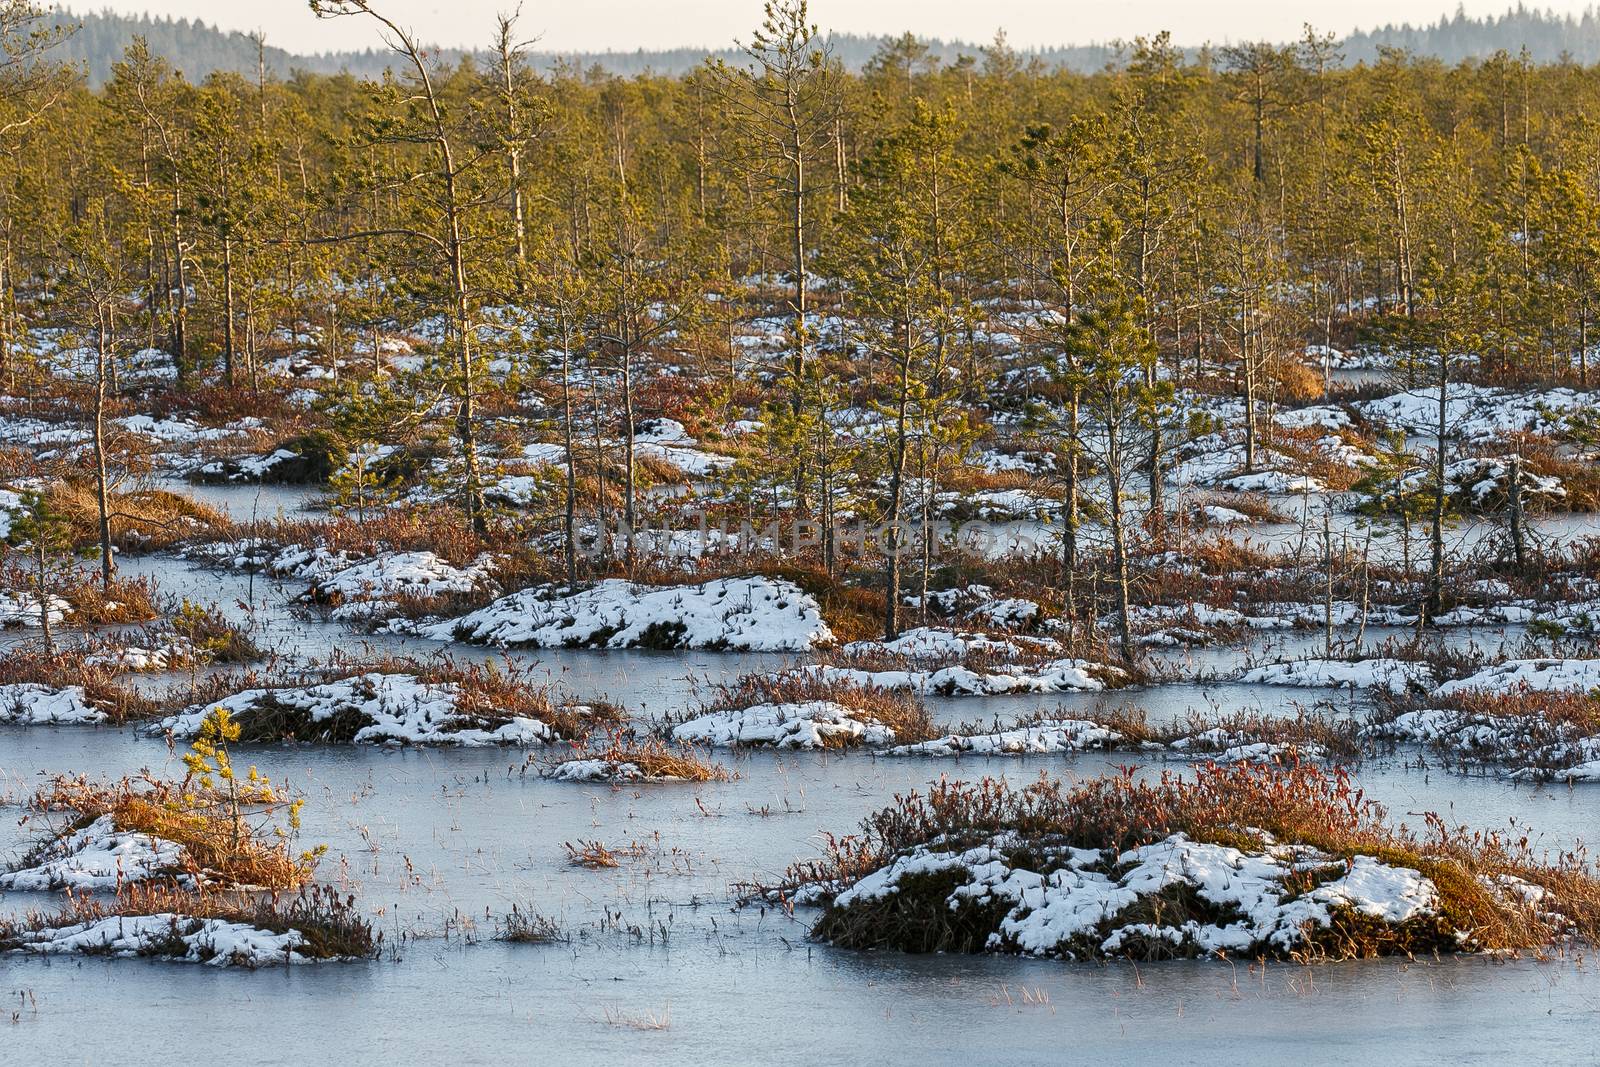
[50,4,1600,85]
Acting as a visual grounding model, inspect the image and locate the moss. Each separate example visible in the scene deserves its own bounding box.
[634,620,689,649]
[816,864,1015,954]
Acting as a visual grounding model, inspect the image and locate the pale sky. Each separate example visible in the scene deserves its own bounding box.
[66,1,1597,55]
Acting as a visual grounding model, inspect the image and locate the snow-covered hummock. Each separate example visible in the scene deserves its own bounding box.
[1356,384,1593,444]
[934,488,1057,521]
[1274,404,1353,431]
[1389,457,1565,507]
[309,550,493,620]
[1,913,323,967]
[912,585,1041,629]
[0,591,70,628]
[115,414,242,444]
[827,832,1441,960]
[0,815,191,891]
[1221,469,1325,494]
[1198,504,1253,525]
[1367,709,1600,782]
[802,659,1122,697]
[885,720,1123,757]
[541,758,651,782]
[0,684,107,725]
[1169,441,1325,493]
[540,757,704,783]
[1167,730,1332,765]
[845,627,1062,661]
[155,672,557,746]
[1237,658,1436,695]
[670,701,896,749]
[85,637,196,672]
[192,447,303,483]
[976,448,1054,475]
[632,417,731,476]
[430,577,833,651]
[1432,659,1600,698]
[1125,603,1295,632]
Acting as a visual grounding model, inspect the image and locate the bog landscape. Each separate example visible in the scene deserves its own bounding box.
[1,0,1598,1062]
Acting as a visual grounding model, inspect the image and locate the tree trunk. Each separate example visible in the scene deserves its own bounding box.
[93,303,115,589]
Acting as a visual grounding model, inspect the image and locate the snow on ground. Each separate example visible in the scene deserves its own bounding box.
[0,592,70,628]
[845,627,1061,661]
[1432,659,1600,697]
[429,577,833,651]
[934,488,1057,521]
[154,672,558,746]
[670,701,897,749]
[802,659,1124,697]
[976,449,1054,474]
[1390,457,1565,507]
[0,486,25,538]
[1357,384,1595,443]
[1125,603,1295,634]
[116,415,243,445]
[541,758,653,782]
[0,815,191,891]
[885,720,1124,757]
[182,541,496,622]
[633,417,732,476]
[84,638,196,672]
[1167,734,1332,764]
[1221,469,1325,493]
[1275,405,1353,431]
[825,832,1440,960]
[0,413,87,449]
[191,447,320,484]
[310,550,494,620]
[1198,504,1253,525]
[1237,658,1436,695]
[0,684,107,725]
[1169,440,1325,493]
[0,913,323,967]
[1367,709,1600,782]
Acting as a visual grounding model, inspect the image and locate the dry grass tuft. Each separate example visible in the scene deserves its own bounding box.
[498,904,568,943]
[31,772,318,891]
[0,644,158,721]
[550,731,732,781]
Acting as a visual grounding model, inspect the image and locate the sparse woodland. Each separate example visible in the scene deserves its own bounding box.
[0,0,1598,645]
[7,0,1600,992]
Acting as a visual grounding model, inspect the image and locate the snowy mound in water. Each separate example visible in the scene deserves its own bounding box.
[0,591,70,628]
[670,701,896,749]
[308,550,494,620]
[0,684,107,725]
[542,758,656,782]
[0,815,190,891]
[1432,659,1600,698]
[541,758,703,783]
[886,720,1123,757]
[430,577,834,651]
[801,659,1121,696]
[155,672,558,746]
[84,638,197,673]
[1368,709,1600,783]
[0,914,326,967]
[1237,658,1435,695]
[818,833,1445,960]
[845,627,1060,660]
